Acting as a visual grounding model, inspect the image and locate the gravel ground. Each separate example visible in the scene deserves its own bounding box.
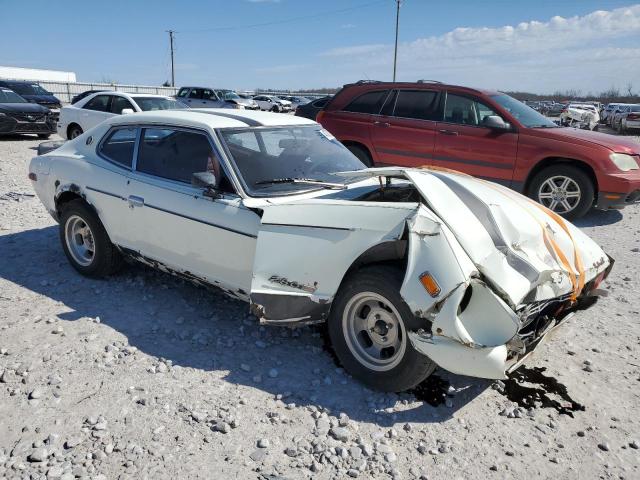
[1,130,639,480]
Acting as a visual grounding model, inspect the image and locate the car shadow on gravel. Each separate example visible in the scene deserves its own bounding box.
[573,209,623,227]
[1,225,502,425]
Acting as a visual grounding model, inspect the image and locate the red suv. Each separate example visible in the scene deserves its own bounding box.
[318,80,640,219]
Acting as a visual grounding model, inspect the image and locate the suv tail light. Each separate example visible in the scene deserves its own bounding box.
[315,110,325,123]
[628,113,640,120]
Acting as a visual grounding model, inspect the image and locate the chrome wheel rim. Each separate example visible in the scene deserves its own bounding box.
[64,215,95,266]
[537,176,581,214]
[342,292,406,371]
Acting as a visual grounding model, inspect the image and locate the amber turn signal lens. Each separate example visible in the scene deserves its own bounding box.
[419,272,441,297]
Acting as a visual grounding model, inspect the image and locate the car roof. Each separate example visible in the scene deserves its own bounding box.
[340,80,501,96]
[106,108,317,129]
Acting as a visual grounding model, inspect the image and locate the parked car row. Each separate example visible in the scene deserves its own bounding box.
[603,103,640,133]
[0,80,63,138]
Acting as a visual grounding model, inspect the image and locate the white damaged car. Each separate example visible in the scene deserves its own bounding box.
[29,109,612,392]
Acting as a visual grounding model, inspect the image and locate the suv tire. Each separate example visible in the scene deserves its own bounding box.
[346,145,373,167]
[528,165,594,220]
[328,265,436,392]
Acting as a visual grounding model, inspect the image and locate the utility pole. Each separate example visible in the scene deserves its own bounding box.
[167,30,176,87]
[392,0,401,82]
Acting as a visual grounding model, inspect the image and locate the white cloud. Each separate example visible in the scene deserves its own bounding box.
[319,5,640,93]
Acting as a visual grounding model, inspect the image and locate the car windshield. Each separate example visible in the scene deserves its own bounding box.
[491,93,558,128]
[7,83,50,96]
[133,97,187,111]
[216,90,241,101]
[220,125,367,196]
[0,89,27,103]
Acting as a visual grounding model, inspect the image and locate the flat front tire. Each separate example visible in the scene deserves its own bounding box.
[328,265,436,392]
[528,165,594,220]
[59,199,123,277]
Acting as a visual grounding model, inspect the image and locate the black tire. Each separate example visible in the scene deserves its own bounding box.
[68,124,83,139]
[59,199,123,277]
[38,134,51,139]
[346,144,373,167]
[328,265,436,392]
[270,105,280,113]
[528,165,595,220]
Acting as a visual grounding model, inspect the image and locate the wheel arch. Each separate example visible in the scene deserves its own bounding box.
[66,122,82,139]
[340,141,374,164]
[523,157,599,197]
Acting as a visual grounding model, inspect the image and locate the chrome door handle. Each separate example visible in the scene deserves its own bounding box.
[374,121,390,127]
[128,195,144,208]
[438,129,459,136]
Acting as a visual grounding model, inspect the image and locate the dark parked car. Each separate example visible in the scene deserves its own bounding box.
[294,96,331,120]
[0,87,54,138]
[71,89,109,104]
[0,80,61,119]
[318,80,640,219]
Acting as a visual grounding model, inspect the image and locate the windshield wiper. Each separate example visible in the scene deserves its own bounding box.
[254,177,347,190]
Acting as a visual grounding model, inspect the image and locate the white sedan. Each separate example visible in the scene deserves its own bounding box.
[57,91,186,140]
[30,109,611,392]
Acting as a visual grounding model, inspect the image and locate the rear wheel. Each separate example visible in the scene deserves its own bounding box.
[328,265,436,392]
[59,199,123,277]
[528,165,594,219]
[346,145,373,167]
[68,124,83,139]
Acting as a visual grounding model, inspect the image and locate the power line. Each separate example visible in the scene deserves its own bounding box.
[177,0,387,34]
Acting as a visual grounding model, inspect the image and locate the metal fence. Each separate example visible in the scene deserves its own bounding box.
[7,79,330,104]
[35,81,179,104]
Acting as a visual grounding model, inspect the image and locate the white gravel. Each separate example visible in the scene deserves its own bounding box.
[1,131,639,479]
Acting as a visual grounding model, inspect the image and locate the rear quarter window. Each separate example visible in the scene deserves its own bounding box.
[99,127,137,168]
[342,90,389,114]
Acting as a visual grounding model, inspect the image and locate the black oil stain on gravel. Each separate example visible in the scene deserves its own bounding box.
[409,375,451,407]
[502,366,585,417]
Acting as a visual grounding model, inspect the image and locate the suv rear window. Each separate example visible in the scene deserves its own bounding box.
[342,90,389,114]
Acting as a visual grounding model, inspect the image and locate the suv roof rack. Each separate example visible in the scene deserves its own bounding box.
[354,80,383,84]
[416,79,442,84]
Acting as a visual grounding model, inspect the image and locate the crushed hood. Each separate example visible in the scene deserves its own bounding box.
[339,167,610,307]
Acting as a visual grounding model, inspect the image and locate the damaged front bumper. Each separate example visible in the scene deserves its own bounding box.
[407,263,612,380]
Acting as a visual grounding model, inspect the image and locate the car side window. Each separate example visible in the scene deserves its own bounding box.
[203,89,216,100]
[342,90,390,114]
[392,90,441,121]
[188,89,203,99]
[136,128,233,193]
[177,88,189,98]
[110,96,135,114]
[99,127,137,168]
[84,95,111,112]
[444,93,498,126]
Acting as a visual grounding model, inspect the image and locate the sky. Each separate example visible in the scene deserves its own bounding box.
[1,0,639,94]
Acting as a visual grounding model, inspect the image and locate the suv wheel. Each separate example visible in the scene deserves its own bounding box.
[528,165,594,219]
[328,265,436,392]
[346,145,373,167]
[59,199,123,277]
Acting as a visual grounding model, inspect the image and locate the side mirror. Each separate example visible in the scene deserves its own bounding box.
[483,115,511,130]
[192,171,218,197]
[121,108,134,115]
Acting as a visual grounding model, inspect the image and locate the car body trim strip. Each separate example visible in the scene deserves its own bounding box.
[261,222,354,232]
[144,202,258,238]
[86,185,125,200]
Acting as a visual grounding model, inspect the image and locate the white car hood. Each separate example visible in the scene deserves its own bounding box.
[338,167,609,307]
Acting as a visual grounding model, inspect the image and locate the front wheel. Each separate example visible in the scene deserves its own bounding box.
[528,165,594,219]
[328,265,436,392]
[68,125,83,139]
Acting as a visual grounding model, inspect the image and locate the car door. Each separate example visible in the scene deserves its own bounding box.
[124,125,260,293]
[80,94,114,130]
[201,89,225,108]
[369,89,441,167]
[433,92,518,185]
